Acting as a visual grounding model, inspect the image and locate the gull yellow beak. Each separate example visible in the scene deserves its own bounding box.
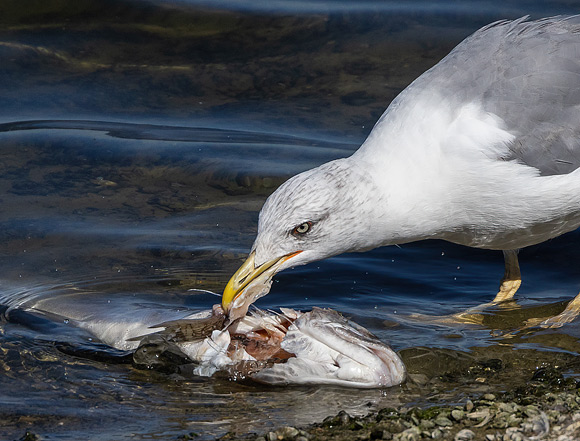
[222,250,302,312]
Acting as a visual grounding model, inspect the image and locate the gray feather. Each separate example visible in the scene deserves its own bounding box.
[406,16,580,175]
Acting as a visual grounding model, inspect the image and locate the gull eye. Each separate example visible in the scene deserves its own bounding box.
[292,221,313,237]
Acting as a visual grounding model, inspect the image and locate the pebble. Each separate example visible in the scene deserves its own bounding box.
[451,410,464,421]
[395,427,420,441]
[370,428,390,440]
[467,410,490,421]
[277,427,299,439]
[434,416,453,427]
[483,394,496,401]
[454,429,475,441]
[465,400,474,412]
[503,427,525,441]
[339,410,351,425]
[523,405,540,418]
[431,428,443,439]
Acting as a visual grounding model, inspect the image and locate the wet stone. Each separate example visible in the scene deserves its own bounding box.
[454,429,475,441]
[497,402,517,413]
[377,407,399,421]
[431,428,443,439]
[522,405,539,418]
[451,409,465,421]
[467,409,490,422]
[18,433,40,441]
[519,396,536,406]
[479,399,495,406]
[370,428,392,440]
[434,416,453,427]
[502,427,525,441]
[531,366,565,385]
[339,410,352,425]
[370,428,383,440]
[491,413,509,429]
[277,427,299,439]
[465,400,474,412]
[383,421,405,434]
[394,426,420,441]
[507,415,522,427]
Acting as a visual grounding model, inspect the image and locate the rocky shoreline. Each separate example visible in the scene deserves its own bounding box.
[212,368,580,441]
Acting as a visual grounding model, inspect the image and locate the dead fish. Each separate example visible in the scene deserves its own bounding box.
[132,304,227,343]
[11,292,405,388]
[160,306,406,388]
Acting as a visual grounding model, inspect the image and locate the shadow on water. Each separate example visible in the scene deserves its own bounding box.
[1,1,580,440]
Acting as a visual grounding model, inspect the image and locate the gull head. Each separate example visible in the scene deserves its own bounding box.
[222,157,382,315]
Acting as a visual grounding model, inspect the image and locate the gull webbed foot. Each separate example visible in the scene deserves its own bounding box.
[524,294,580,329]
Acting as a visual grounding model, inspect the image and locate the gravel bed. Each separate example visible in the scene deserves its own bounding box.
[213,367,580,441]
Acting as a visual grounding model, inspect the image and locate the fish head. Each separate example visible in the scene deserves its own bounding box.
[252,307,406,388]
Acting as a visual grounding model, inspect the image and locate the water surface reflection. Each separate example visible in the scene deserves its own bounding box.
[1,1,580,440]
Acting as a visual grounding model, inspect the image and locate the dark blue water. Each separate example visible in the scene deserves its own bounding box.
[2,1,580,440]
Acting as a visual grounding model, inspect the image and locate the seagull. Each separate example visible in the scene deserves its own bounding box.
[222,16,580,327]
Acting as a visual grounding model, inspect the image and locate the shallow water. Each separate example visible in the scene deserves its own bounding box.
[2,1,580,440]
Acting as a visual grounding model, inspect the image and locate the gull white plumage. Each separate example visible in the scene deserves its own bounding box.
[223,16,580,326]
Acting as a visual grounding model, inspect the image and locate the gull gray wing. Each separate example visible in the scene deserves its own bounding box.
[379,16,580,175]
[479,16,580,175]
